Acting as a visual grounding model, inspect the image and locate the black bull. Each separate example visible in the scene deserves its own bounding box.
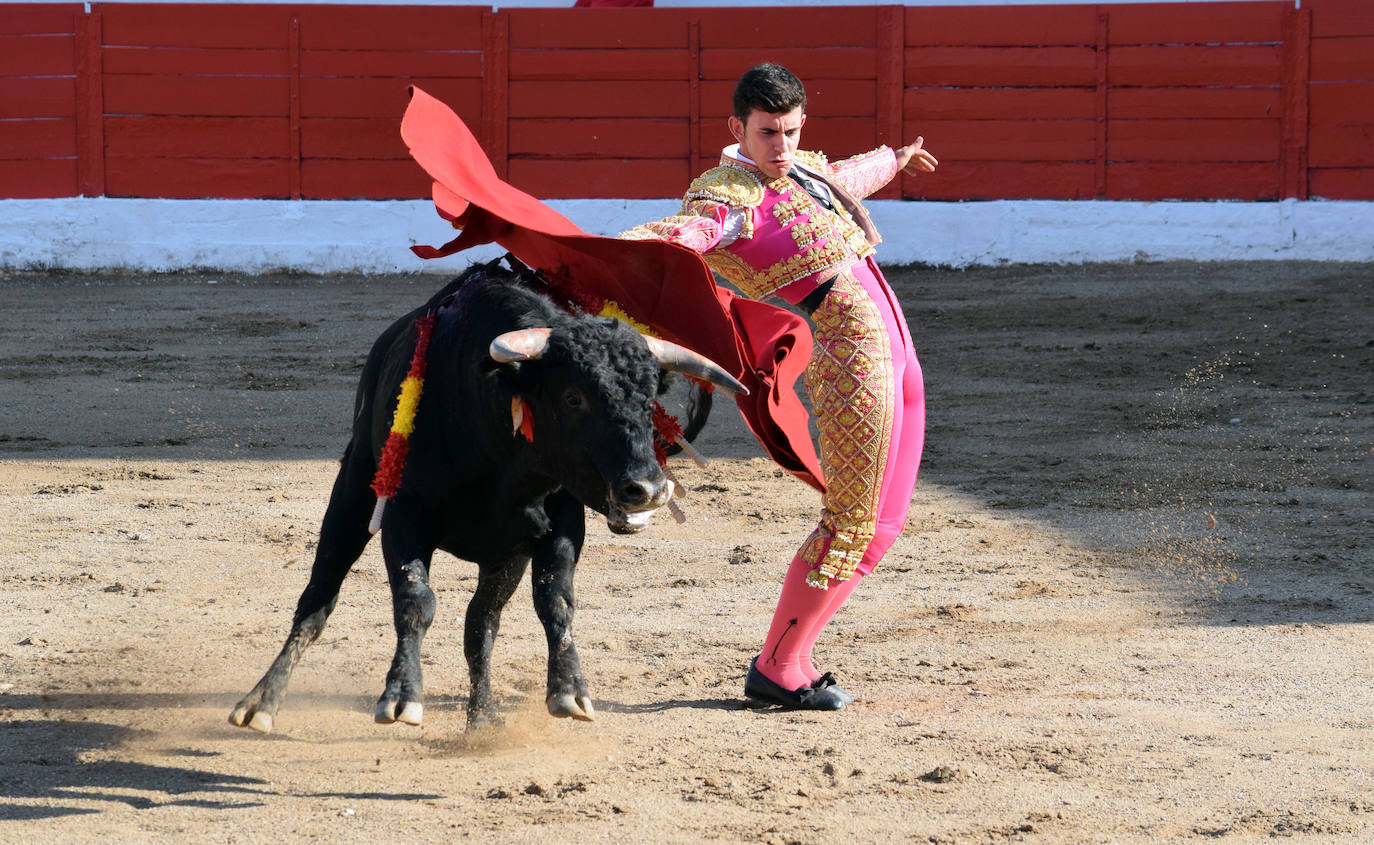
[229,258,743,733]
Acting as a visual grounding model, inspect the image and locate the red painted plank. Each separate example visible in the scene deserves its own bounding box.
[698,7,875,49]
[508,157,690,199]
[1308,166,1374,198]
[1107,161,1279,200]
[508,8,691,49]
[1309,0,1374,38]
[301,118,409,159]
[510,48,688,81]
[1309,81,1374,123]
[104,156,290,198]
[0,158,77,198]
[510,118,688,157]
[301,49,482,79]
[908,161,1095,200]
[906,119,1097,162]
[906,46,1097,87]
[1107,2,1286,46]
[103,75,288,117]
[1310,36,1374,82]
[1281,6,1311,199]
[100,4,292,49]
[0,4,79,36]
[1310,124,1374,167]
[699,79,877,119]
[0,77,76,118]
[0,118,76,158]
[482,10,508,179]
[104,116,288,158]
[75,7,102,196]
[102,46,288,76]
[301,159,431,200]
[876,4,903,195]
[1109,45,1282,87]
[1109,87,1282,120]
[0,34,76,77]
[510,80,688,119]
[1110,119,1280,161]
[905,87,1095,120]
[301,77,479,120]
[905,5,1097,47]
[699,48,876,81]
[296,6,483,52]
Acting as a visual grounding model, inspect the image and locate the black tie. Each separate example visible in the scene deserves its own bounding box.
[788,167,834,211]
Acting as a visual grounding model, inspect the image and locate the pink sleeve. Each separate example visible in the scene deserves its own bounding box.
[826,147,900,201]
[619,202,727,254]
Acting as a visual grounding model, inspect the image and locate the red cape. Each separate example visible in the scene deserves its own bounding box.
[401,86,823,491]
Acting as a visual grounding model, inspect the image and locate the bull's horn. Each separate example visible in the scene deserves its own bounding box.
[642,336,749,396]
[490,328,551,362]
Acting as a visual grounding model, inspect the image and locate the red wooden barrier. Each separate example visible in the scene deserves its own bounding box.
[0,1,1370,202]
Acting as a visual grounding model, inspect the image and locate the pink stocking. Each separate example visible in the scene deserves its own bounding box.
[796,572,863,680]
[756,555,837,691]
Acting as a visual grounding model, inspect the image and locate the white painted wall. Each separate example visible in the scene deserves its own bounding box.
[2,197,1368,273]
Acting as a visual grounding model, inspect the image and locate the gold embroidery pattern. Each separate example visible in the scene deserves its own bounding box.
[684,166,764,210]
[770,191,810,227]
[618,215,721,254]
[798,269,896,587]
[795,149,829,171]
[829,146,897,201]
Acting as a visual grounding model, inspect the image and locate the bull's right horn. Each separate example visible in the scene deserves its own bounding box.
[642,336,749,396]
[490,328,551,362]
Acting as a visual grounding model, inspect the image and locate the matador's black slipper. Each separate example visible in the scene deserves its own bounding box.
[744,659,846,711]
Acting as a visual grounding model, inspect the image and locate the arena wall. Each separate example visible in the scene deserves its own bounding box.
[2,1,1370,269]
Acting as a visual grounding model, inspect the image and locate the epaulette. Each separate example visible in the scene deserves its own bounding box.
[794,150,829,171]
[684,165,764,209]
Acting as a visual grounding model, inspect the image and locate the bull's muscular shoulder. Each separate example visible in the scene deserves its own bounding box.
[684,165,763,209]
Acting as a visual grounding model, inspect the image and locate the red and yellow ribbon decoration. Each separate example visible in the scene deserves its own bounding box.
[368,313,437,534]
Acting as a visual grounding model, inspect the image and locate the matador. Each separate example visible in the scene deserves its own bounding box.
[621,63,938,710]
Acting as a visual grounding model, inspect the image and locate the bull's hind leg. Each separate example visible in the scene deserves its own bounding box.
[230,441,376,734]
[463,555,529,728]
[531,490,593,721]
[373,501,440,727]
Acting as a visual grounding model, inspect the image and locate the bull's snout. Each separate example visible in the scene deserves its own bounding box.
[606,474,673,534]
[616,477,668,510]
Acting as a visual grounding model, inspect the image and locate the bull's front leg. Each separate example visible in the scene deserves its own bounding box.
[531,490,593,721]
[374,501,438,727]
[463,555,529,728]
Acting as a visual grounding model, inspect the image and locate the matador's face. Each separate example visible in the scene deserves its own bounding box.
[729,106,806,180]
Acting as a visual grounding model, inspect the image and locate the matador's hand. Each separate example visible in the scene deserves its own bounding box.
[895,137,938,175]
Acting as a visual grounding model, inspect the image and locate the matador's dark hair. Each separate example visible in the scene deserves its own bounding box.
[732,63,806,120]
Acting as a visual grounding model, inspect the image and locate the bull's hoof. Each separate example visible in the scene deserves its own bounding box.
[228,701,274,734]
[374,698,423,726]
[547,692,596,722]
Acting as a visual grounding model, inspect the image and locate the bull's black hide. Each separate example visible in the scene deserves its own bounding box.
[230,256,703,732]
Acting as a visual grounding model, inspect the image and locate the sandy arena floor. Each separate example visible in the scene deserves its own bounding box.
[0,261,1370,843]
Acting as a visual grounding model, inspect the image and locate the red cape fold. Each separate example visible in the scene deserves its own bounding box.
[401,85,823,491]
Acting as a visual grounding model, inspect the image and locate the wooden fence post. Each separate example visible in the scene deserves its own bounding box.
[288,15,301,200]
[75,7,104,198]
[1281,5,1311,200]
[482,10,510,181]
[877,4,904,199]
[688,15,701,176]
[1095,9,1109,200]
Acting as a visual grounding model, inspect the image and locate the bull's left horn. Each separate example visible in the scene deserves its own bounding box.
[490,327,552,362]
[642,336,749,396]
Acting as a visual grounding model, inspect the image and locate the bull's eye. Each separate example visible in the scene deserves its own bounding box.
[563,389,586,410]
